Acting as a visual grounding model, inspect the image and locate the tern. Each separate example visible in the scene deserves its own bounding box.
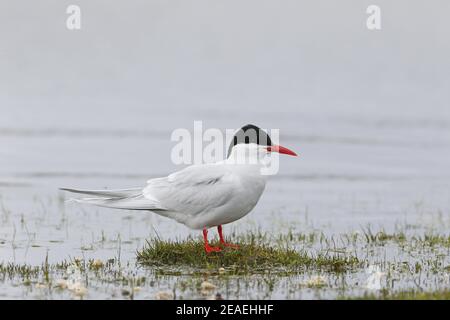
[61,124,297,252]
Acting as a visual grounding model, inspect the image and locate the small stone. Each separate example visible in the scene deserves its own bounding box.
[200,281,216,291]
[35,283,47,289]
[155,291,174,300]
[68,282,88,297]
[54,279,68,289]
[218,267,225,274]
[73,286,88,297]
[91,259,104,269]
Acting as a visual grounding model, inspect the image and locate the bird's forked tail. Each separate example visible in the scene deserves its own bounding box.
[60,187,164,211]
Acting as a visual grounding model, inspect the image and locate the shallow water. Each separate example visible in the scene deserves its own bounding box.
[1,105,450,299]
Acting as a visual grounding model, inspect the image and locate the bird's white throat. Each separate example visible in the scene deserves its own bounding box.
[225,143,276,175]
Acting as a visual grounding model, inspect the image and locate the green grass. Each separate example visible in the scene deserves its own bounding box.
[0,258,115,279]
[0,263,42,278]
[136,237,360,273]
[353,289,450,300]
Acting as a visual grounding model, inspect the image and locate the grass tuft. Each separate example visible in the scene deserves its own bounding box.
[136,237,360,273]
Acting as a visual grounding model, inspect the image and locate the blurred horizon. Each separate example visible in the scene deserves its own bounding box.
[1,1,449,183]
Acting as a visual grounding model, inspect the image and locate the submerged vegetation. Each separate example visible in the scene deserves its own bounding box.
[1,227,450,299]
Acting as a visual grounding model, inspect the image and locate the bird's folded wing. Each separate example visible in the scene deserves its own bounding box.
[143,164,236,216]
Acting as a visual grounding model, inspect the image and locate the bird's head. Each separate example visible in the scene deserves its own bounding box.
[227,124,297,164]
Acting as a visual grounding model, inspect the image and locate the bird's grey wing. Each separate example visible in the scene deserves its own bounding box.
[143,164,236,217]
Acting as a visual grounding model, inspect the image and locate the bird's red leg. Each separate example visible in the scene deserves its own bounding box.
[203,228,221,253]
[217,225,239,249]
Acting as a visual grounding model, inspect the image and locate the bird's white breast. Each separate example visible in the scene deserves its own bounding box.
[184,163,267,229]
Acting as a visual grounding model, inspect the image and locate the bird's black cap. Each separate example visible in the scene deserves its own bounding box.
[227,124,272,158]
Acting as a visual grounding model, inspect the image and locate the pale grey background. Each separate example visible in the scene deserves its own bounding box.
[1,1,449,129]
[0,1,449,264]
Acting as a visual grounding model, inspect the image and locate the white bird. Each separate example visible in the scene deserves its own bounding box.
[61,124,297,252]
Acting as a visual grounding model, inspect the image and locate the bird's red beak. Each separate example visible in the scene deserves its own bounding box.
[266,145,298,156]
